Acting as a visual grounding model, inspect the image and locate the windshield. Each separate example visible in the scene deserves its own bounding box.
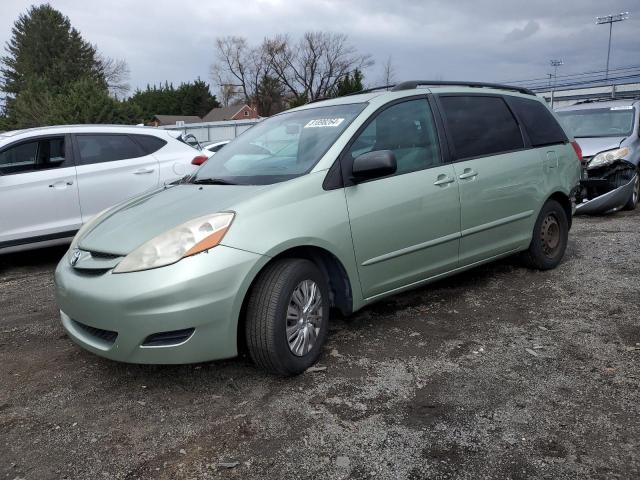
[191,103,366,185]
[557,107,635,138]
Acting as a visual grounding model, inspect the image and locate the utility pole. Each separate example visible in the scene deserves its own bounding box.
[596,12,629,81]
[550,60,563,88]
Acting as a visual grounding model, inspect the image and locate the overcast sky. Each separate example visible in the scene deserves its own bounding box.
[1,0,638,95]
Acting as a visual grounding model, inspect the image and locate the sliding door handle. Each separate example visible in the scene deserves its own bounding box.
[458,169,478,180]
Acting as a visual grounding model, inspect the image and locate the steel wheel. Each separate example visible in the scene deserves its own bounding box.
[540,213,560,257]
[633,176,639,205]
[286,279,323,356]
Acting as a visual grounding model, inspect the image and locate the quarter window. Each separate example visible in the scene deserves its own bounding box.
[132,135,167,155]
[507,96,567,146]
[439,96,524,160]
[346,99,442,176]
[76,134,145,165]
[0,137,68,175]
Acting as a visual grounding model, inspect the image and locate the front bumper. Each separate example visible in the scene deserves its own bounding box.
[55,245,263,364]
[575,160,637,215]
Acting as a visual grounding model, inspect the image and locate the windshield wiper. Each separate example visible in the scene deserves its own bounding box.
[191,177,238,185]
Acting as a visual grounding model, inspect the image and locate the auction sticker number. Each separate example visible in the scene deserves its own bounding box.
[304,118,345,128]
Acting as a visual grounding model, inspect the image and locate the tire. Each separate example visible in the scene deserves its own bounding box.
[622,173,639,211]
[521,199,569,270]
[245,258,330,376]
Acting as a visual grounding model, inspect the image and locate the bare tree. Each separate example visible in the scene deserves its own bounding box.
[97,55,130,98]
[211,36,269,106]
[379,55,396,87]
[264,32,373,103]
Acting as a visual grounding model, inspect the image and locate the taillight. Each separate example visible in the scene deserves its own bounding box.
[571,141,583,163]
[191,155,208,166]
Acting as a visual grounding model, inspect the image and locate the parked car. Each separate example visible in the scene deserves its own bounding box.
[191,140,230,166]
[0,125,203,253]
[556,99,639,214]
[55,81,581,375]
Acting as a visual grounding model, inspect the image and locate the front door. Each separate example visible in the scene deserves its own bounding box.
[343,98,461,299]
[72,133,160,220]
[0,135,81,247]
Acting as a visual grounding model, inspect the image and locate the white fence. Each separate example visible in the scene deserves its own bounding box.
[158,119,261,143]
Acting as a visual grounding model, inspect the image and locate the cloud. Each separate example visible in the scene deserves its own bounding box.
[504,20,540,42]
[0,0,638,93]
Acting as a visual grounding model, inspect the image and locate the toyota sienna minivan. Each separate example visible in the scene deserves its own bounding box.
[55,81,582,375]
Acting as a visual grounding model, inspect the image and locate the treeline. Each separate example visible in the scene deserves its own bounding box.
[0,4,368,131]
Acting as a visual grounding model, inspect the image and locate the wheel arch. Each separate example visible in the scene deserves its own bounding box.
[547,190,573,229]
[236,244,355,354]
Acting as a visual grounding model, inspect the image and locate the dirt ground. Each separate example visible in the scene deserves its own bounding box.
[1,210,639,480]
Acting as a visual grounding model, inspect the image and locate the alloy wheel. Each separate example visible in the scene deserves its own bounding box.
[285,279,323,356]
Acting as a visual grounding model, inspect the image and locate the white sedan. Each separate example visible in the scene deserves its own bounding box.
[0,125,203,253]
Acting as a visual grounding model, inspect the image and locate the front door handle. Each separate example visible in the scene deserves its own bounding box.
[458,169,478,180]
[133,168,154,175]
[49,180,74,188]
[433,175,455,186]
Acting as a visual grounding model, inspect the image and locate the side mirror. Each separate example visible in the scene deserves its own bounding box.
[352,150,397,181]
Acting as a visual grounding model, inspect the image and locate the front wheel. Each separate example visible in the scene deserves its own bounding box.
[522,199,569,270]
[245,258,330,375]
[623,173,639,211]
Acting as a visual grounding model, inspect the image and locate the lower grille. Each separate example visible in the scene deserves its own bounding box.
[72,320,118,345]
[142,328,195,347]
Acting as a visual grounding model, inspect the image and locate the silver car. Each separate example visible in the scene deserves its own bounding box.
[556,99,639,213]
[0,125,202,253]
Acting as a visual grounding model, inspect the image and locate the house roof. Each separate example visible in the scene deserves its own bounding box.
[202,105,251,122]
[153,115,202,126]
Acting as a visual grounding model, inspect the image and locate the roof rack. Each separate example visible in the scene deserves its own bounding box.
[306,84,396,104]
[391,80,536,96]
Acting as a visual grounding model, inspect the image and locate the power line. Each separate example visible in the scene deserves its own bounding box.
[499,64,640,84]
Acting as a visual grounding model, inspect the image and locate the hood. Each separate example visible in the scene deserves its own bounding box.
[78,184,270,255]
[574,136,625,158]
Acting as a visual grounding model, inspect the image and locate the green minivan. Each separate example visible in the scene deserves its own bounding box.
[55,81,582,375]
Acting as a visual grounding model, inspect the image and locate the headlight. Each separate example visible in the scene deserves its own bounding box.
[69,207,114,252]
[113,212,234,273]
[588,147,630,170]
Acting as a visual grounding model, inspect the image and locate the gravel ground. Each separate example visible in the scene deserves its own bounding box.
[1,210,639,480]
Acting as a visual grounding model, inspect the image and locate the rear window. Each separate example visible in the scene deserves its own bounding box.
[439,95,524,160]
[507,96,567,147]
[76,134,145,165]
[132,134,167,155]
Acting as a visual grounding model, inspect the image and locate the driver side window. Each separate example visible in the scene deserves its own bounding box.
[347,99,442,176]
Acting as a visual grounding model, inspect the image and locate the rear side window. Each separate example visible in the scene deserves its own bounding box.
[439,95,524,160]
[507,96,567,147]
[0,137,68,175]
[76,134,145,165]
[132,134,167,155]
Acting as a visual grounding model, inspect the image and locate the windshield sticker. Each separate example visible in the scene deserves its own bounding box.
[304,118,345,128]
[610,106,633,110]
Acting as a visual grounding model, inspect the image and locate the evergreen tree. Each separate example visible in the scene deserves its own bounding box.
[0,4,104,97]
[256,74,285,116]
[332,69,364,98]
[128,80,220,121]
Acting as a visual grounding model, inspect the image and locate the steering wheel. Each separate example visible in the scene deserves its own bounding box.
[245,144,272,155]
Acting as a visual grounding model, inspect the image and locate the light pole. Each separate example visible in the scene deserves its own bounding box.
[596,12,629,81]
[550,60,563,88]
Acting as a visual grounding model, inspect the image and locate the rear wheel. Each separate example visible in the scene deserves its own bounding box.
[623,172,639,211]
[522,199,568,270]
[245,259,329,375]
